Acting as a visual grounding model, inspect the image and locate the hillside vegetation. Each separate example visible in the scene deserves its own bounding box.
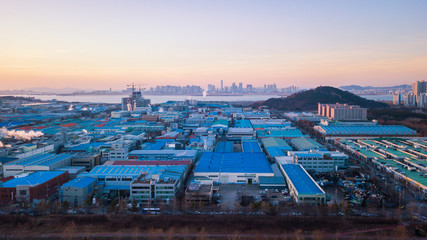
[253,86,389,111]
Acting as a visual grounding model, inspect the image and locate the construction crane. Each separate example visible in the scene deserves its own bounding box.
[126,83,147,93]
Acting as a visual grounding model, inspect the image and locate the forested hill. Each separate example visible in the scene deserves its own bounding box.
[252,86,389,111]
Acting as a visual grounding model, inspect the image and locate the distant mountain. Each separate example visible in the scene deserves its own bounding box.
[339,85,411,91]
[24,87,93,94]
[252,86,389,111]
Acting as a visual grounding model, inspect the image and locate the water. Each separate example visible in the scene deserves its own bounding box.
[1,93,392,104]
[1,94,284,104]
[360,94,392,102]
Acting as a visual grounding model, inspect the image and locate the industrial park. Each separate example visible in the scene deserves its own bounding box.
[0,83,426,239]
[2,0,427,237]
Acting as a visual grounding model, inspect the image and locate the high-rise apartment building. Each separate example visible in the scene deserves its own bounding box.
[318,103,367,121]
[393,93,401,105]
[413,80,427,95]
[404,93,417,107]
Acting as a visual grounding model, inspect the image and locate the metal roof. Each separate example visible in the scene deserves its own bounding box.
[195,152,272,174]
[5,153,74,167]
[215,142,234,153]
[291,137,326,151]
[0,171,66,188]
[61,176,97,189]
[242,142,262,153]
[282,164,324,195]
[318,125,416,136]
[261,137,291,148]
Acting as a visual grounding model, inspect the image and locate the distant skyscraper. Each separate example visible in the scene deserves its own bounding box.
[393,93,401,105]
[404,93,417,107]
[412,80,427,95]
[221,80,224,92]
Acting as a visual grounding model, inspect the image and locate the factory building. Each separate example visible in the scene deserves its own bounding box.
[71,152,102,171]
[194,152,274,184]
[60,176,97,207]
[130,165,187,203]
[290,137,327,151]
[261,138,293,160]
[290,151,349,172]
[226,128,256,141]
[3,153,75,177]
[109,140,136,161]
[215,141,234,153]
[314,124,417,137]
[241,141,262,153]
[82,165,149,194]
[0,171,69,203]
[82,164,190,200]
[279,164,326,205]
[128,150,198,163]
[56,166,86,179]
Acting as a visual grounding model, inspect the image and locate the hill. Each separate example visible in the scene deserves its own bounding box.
[252,86,389,111]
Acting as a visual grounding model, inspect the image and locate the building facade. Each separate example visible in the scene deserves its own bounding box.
[318,103,367,121]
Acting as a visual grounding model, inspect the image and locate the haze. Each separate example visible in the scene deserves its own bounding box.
[1,0,427,90]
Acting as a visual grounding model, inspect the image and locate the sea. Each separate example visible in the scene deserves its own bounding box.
[0,94,393,104]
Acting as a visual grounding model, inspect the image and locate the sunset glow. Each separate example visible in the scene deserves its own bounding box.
[1,0,427,89]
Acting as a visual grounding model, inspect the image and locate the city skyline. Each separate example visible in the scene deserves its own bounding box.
[1,1,427,90]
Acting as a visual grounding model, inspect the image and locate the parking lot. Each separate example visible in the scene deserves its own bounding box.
[218,184,290,210]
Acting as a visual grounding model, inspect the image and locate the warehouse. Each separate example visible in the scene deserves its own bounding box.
[290,151,349,172]
[261,138,293,159]
[226,128,255,141]
[128,150,198,163]
[279,164,326,205]
[290,137,327,151]
[215,141,234,153]
[82,164,190,198]
[71,152,101,171]
[82,165,149,194]
[3,153,75,177]
[56,166,86,179]
[0,171,69,203]
[194,152,274,184]
[241,141,262,153]
[250,119,291,129]
[314,124,417,137]
[60,176,97,207]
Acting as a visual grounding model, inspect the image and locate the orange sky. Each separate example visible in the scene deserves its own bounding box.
[1,1,426,90]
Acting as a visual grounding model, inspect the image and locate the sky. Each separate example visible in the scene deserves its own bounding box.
[1,0,427,90]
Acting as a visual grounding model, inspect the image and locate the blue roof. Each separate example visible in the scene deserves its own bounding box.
[265,146,287,157]
[215,142,234,153]
[281,164,323,195]
[61,176,97,189]
[5,153,74,166]
[318,125,416,136]
[235,119,253,128]
[144,141,165,150]
[0,157,18,164]
[195,152,272,173]
[1,171,66,188]
[242,142,262,153]
[66,142,108,151]
[87,165,148,177]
